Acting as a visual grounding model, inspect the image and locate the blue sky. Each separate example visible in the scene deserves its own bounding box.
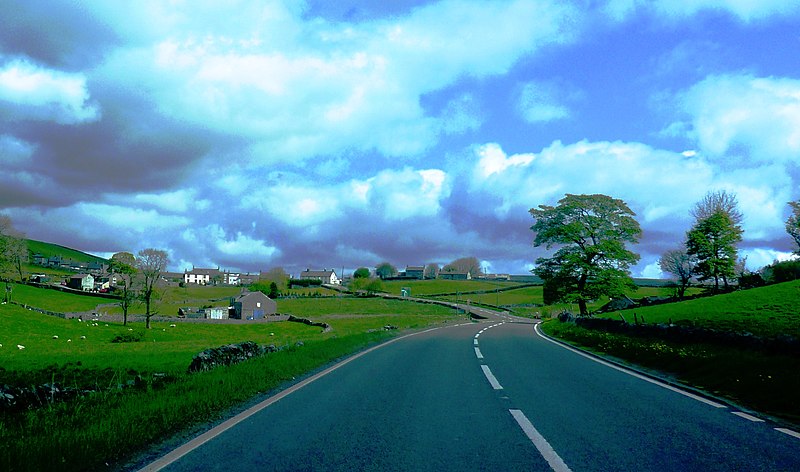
[1,0,799,277]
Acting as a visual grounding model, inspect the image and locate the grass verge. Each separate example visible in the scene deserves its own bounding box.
[540,320,800,425]
[0,331,394,472]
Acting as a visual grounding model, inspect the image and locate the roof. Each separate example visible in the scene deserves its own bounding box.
[186,267,222,276]
[405,266,425,271]
[300,269,336,277]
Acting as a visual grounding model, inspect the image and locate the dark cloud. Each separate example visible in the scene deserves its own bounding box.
[0,2,119,69]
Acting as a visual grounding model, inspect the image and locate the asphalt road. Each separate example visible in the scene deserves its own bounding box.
[143,313,800,471]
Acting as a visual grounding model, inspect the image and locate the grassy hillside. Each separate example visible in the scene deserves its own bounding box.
[600,280,800,338]
[26,239,107,264]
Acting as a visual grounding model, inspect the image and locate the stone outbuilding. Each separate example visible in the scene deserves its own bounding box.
[231,291,277,320]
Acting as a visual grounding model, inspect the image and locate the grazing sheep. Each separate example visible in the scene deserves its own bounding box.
[80,336,86,339]
[53,335,59,339]
[17,345,24,350]
[67,339,72,342]
[170,324,176,327]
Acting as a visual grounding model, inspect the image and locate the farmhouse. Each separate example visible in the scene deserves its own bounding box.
[183,267,223,285]
[404,266,425,280]
[299,269,341,285]
[231,291,277,320]
[67,274,95,291]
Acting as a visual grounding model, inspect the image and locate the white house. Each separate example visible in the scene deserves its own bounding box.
[299,269,341,285]
[184,267,222,285]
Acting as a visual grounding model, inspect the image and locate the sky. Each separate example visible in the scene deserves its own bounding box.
[1,0,800,278]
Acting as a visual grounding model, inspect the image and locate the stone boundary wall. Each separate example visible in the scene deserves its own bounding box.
[562,314,800,354]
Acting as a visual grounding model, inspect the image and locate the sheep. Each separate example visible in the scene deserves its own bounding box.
[17,344,24,350]
[53,335,59,339]
[80,335,86,339]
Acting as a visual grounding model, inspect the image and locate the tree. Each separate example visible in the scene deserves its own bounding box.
[686,210,742,291]
[691,190,743,226]
[353,267,371,279]
[786,201,800,254]
[375,262,397,280]
[0,215,27,301]
[136,248,169,329]
[423,263,440,279]
[261,267,289,292]
[109,251,137,326]
[442,257,482,276]
[530,194,642,316]
[659,248,696,298]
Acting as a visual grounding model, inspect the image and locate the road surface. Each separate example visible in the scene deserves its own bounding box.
[141,311,800,471]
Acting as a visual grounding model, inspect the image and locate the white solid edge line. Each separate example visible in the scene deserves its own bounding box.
[533,323,727,409]
[509,409,572,472]
[481,365,503,390]
[731,411,764,422]
[139,324,448,472]
[475,347,484,359]
[775,428,800,440]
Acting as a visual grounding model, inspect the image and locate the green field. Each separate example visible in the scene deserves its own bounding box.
[25,239,107,264]
[0,284,461,472]
[598,280,800,338]
[380,279,524,296]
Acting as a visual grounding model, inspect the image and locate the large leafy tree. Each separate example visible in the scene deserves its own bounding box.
[659,248,696,298]
[109,252,137,326]
[530,194,642,316]
[686,211,742,291]
[375,262,397,280]
[353,267,371,279]
[441,256,482,276]
[136,248,169,329]
[786,201,800,254]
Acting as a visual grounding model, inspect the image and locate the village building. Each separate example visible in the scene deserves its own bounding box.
[299,269,341,285]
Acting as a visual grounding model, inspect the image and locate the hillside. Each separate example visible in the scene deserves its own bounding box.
[26,239,107,264]
[602,280,800,338]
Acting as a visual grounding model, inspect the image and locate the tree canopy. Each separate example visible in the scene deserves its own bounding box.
[135,248,169,329]
[110,251,138,326]
[686,210,742,290]
[786,201,800,254]
[0,215,27,288]
[659,248,696,298]
[375,262,397,279]
[353,267,371,279]
[530,194,641,315]
[441,257,482,276]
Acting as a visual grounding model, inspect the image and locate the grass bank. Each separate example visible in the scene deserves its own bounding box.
[540,281,800,425]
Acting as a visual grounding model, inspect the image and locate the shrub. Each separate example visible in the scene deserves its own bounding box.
[762,259,800,284]
[110,330,145,343]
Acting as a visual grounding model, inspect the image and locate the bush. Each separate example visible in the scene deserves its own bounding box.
[111,330,145,343]
[762,259,800,284]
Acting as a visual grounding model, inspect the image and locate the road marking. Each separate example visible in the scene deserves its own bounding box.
[475,333,480,338]
[731,411,764,422]
[474,338,479,346]
[509,409,572,472]
[139,324,450,472]
[533,323,727,409]
[776,428,800,440]
[481,365,503,389]
[475,347,484,359]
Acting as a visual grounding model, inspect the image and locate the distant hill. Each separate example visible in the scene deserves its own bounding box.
[26,239,107,265]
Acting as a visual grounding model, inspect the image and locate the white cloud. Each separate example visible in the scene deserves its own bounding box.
[470,140,715,222]
[0,60,99,123]
[673,74,800,164]
[364,167,451,221]
[96,0,578,163]
[0,135,35,166]
[741,248,796,270]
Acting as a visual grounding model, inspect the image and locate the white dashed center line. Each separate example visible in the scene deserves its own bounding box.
[731,411,764,422]
[480,365,503,390]
[510,409,572,472]
[474,347,484,359]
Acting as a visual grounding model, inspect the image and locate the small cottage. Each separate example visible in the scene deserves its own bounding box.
[231,291,277,320]
[67,274,95,291]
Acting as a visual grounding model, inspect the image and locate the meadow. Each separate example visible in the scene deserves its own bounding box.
[0,286,460,472]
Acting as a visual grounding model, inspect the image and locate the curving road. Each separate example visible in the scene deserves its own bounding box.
[141,311,800,471]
